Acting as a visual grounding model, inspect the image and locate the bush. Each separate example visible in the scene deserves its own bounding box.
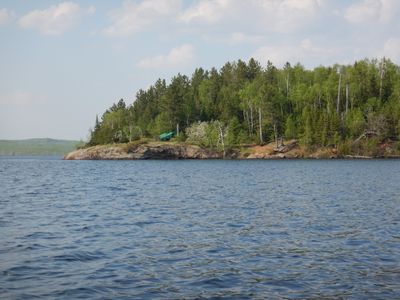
[396,141,400,151]
[185,121,226,151]
[364,137,380,156]
[338,139,352,155]
[176,133,187,142]
[185,121,208,146]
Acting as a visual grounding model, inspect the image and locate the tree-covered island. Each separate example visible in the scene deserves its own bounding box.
[66,58,400,159]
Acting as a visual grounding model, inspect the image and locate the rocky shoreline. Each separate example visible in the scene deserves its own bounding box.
[63,139,400,160]
[64,142,223,160]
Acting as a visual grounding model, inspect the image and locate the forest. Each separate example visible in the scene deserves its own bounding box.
[87,58,400,155]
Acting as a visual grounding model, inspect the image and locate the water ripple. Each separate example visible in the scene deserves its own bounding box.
[0,158,400,299]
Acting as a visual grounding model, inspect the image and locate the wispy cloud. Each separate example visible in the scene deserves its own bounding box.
[103,0,181,37]
[202,32,264,45]
[252,39,339,68]
[104,0,325,38]
[0,90,47,106]
[382,37,400,63]
[180,0,228,24]
[255,0,324,33]
[345,0,400,24]
[87,5,96,15]
[138,44,195,69]
[0,8,14,25]
[18,2,86,35]
[227,32,264,45]
[179,0,324,33]
[345,0,381,23]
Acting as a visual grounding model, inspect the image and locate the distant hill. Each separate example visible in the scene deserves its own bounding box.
[0,138,82,156]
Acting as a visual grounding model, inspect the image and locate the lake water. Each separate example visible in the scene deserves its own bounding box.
[0,157,399,299]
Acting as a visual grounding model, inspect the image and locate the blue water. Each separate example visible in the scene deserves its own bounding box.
[0,157,399,299]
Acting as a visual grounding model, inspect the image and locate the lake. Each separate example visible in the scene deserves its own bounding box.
[0,157,399,299]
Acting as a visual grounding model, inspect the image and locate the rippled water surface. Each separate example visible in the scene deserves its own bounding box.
[1,157,400,299]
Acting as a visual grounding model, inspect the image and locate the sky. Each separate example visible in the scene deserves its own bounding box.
[0,0,399,140]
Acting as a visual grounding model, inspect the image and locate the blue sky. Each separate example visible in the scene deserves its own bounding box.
[1,0,399,140]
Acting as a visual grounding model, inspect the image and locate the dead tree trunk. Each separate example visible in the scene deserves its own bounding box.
[286,73,290,101]
[243,109,250,134]
[345,83,349,115]
[273,122,278,148]
[217,122,225,158]
[258,107,263,145]
[379,59,386,101]
[250,104,254,134]
[353,130,378,144]
[318,92,322,109]
[337,72,342,113]
[129,124,133,142]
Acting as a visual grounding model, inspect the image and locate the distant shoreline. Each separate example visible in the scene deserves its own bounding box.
[0,138,81,156]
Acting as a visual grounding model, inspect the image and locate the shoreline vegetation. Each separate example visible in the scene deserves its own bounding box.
[67,58,400,160]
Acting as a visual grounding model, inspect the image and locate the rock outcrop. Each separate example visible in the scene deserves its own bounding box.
[64,139,399,160]
[64,143,222,160]
[245,140,302,159]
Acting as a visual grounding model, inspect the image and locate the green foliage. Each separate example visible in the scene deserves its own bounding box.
[284,115,296,139]
[338,139,352,155]
[87,58,400,152]
[175,132,187,142]
[300,108,314,148]
[205,121,221,150]
[345,109,365,138]
[396,141,400,151]
[225,117,241,147]
[153,112,172,136]
[364,137,380,156]
[123,125,142,142]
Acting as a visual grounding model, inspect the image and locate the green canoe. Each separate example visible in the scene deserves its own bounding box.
[159,131,175,141]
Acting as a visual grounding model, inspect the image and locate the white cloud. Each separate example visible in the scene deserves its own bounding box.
[257,0,324,33]
[228,32,263,45]
[0,8,14,25]
[180,0,229,24]
[138,44,195,69]
[103,0,324,38]
[104,0,181,37]
[252,45,295,67]
[345,0,400,23]
[382,38,400,63]
[252,39,338,67]
[9,91,35,105]
[87,5,96,15]
[180,0,324,33]
[18,2,83,35]
[203,32,264,45]
[0,90,47,106]
[345,0,381,23]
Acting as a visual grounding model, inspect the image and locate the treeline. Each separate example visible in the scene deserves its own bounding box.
[0,139,81,156]
[88,58,400,151]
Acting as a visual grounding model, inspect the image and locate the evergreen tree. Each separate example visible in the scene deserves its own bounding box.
[87,58,400,152]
